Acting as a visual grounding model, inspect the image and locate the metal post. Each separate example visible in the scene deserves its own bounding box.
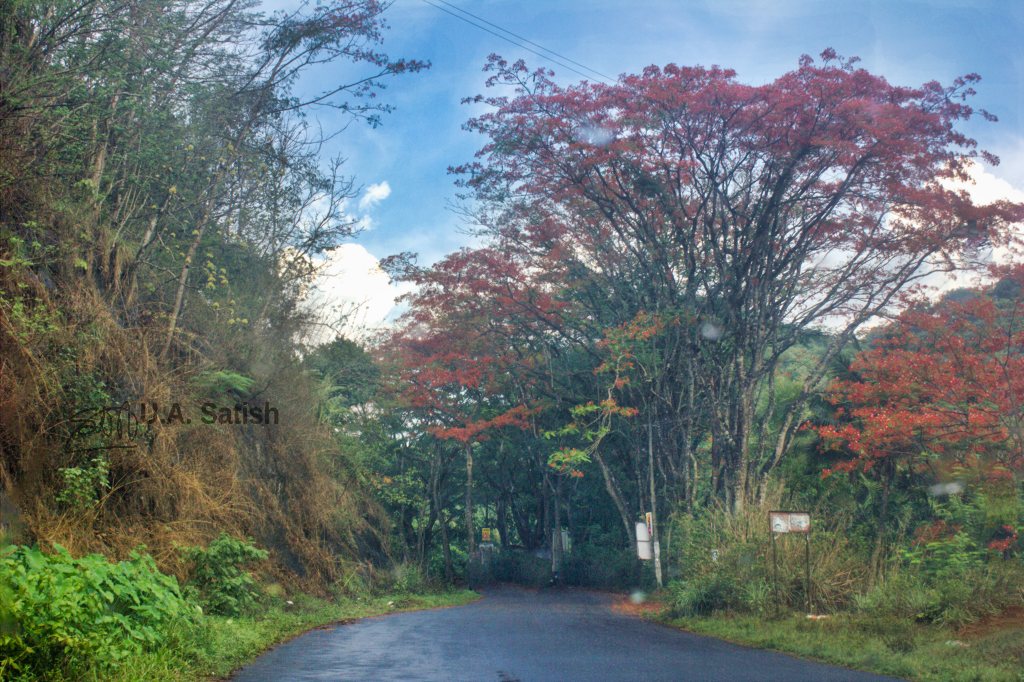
[804,531,811,614]
[771,524,779,617]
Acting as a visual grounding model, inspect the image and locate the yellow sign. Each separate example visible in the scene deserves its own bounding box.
[481,527,491,542]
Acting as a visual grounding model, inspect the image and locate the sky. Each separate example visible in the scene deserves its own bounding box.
[279,0,1024,336]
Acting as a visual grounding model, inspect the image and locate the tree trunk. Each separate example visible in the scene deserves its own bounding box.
[592,448,636,548]
[464,442,475,555]
[439,510,454,584]
[541,469,552,550]
[160,93,265,357]
[870,458,894,583]
[418,456,439,566]
[431,454,454,584]
[648,418,663,588]
[550,476,563,581]
[417,513,435,567]
[497,492,509,548]
[89,92,119,221]
[161,207,210,358]
[727,390,755,514]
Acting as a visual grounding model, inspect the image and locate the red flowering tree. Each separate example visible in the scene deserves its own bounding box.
[456,50,1024,512]
[817,265,1024,554]
[819,267,1024,475]
[388,248,547,553]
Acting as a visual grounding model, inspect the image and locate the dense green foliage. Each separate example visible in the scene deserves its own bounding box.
[0,544,194,679]
[0,537,473,680]
[179,534,268,617]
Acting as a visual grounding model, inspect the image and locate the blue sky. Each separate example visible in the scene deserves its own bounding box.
[284,0,1024,332]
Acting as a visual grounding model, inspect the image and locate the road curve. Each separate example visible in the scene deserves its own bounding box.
[231,586,898,681]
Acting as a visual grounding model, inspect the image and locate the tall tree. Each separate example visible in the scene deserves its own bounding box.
[390,249,542,554]
[455,50,1024,511]
[161,0,427,356]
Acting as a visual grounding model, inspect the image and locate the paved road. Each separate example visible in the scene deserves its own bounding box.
[232,586,898,681]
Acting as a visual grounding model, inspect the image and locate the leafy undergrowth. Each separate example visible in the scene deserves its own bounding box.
[0,541,477,682]
[656,609,1024,682]
[106,589,479,682]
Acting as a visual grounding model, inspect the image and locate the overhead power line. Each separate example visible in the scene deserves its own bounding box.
[420,0,615,85]
[430,0,616,83]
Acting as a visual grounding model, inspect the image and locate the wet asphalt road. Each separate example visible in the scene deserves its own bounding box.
[231,586,898,681]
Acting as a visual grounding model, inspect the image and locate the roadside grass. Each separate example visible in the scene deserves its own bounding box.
[107,589,479,682]
[657,610,1024,682]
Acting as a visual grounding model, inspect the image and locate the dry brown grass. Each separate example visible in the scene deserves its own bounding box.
[0,238,390,591]
[668,480,871,613]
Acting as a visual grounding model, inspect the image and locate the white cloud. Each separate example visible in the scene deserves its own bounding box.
[989,135,1024,191]
[958,161,1024,205]
[920,162,1024,296]
[355,215,375,232]
[295,178,412,345]
[302,243,412,344]
[358,181,392,212]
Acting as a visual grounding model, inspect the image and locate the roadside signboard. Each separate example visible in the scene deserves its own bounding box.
[635,521,652,560]
[768,511,813,615]
[481,527,491,543]
[769,511,810,534]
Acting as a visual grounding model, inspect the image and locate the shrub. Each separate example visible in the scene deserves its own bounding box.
[427,544,467,583]
[180,534,268,617]
[387,561,428,594]
[741,577,774,616]
[902,530,985,579]
[0,544,193,680]
[854,613,919,653]
[667,573,739,616]
[331,562,374,599]
[854,562,1024,628]
[191,369,256,396]
[55,455,110,511]
[666,485,869,615]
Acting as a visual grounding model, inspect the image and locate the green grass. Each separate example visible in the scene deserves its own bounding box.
[106,589,479,681]
[657,611,1024,682]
